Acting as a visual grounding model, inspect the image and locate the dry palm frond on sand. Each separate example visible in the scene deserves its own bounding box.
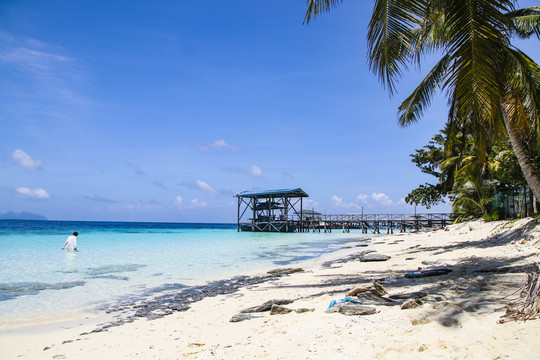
[499,263,540,323]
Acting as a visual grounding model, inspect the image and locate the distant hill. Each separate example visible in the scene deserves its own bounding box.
[0,212,48,220]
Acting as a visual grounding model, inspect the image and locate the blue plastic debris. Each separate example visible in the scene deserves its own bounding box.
[326,297,362,310]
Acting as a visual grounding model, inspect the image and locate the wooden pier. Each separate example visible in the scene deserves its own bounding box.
[297,213,452,234]
[235,188,451,233]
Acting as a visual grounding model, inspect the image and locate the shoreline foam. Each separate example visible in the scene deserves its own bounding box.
[2,219,540,359]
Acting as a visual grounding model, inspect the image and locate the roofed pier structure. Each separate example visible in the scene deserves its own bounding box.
[236,188,309,232]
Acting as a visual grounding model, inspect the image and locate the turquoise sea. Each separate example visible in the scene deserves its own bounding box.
[0,220,372,329]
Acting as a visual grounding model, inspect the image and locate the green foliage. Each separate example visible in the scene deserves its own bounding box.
[482,206,507,222]
[490,139,532,185]
[405,183,444,209]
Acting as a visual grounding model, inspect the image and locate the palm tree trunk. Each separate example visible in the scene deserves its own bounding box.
[501,103,540,203]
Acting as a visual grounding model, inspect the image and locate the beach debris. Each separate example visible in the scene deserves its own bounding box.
[347,282,397,306]
[270,304,294,315]
[389,291,428,300]
[360,253,391,262]
[326,303,377,316]
[267,268,304,275]
[347,281,387,297]
[232,300,312,320]
[499,263,540,323]
[294,308,314,313]
[401,299,423,310]
[356,292,398,306]
[229,313,263,323]
[240,299,295,313]
[326,297,362,311]
[405,268,453,278]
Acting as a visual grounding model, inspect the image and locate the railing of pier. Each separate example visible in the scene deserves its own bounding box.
[297,213,452,233]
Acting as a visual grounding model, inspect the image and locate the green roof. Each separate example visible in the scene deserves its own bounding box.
[236,188,309,198]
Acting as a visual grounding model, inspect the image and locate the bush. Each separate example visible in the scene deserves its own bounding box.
[483,206,507,222]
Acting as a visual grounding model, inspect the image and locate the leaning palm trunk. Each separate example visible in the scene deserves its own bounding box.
[501,103,540,201]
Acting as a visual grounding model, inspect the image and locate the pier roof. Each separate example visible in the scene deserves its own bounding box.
[236,188,308,198]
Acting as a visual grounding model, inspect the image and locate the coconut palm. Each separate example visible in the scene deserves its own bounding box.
[304,0,540,199]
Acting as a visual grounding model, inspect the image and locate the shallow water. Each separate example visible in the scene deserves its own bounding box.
[0,220,372,328]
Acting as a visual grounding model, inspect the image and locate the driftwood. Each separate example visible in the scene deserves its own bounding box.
[499,263,540,323]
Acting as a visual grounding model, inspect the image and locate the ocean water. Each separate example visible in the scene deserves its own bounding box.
[0,220,372,328]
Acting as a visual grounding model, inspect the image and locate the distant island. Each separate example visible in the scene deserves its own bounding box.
[0,212,48,220]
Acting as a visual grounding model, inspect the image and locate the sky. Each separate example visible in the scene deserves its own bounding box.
[1,1,539,223]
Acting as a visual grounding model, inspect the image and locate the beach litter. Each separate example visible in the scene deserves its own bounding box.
[326,297,362,311]
[405,268,453,278]
[347,281,387,297]
[325,298,377,315]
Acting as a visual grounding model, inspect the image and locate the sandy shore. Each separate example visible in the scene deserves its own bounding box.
[2,218,540,359]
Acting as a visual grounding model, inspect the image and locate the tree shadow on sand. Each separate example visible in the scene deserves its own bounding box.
[270,251,535,327]
[407,219,537,255]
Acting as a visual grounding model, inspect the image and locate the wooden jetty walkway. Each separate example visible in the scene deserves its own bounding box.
[235,188,451,233]
[297,213,452,234]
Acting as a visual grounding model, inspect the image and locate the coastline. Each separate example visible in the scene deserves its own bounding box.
[2,219,540,359]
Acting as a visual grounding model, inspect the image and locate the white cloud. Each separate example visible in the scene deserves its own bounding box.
[356,194,369,203]
[371,192,394,206]
[174,196,184,208]
[250,165,263,177]
[15,187,50,199]
[190,198,207,207]
[330,192,404,211]
[198,139,236,152]
[0,31,92,111]
[0,36,73,81]
[12,149,43,171]
[195,180,218,197]
[303,199,320,209]
[331,195,357,209]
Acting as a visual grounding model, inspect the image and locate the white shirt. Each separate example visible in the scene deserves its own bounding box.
[63,235,77,251]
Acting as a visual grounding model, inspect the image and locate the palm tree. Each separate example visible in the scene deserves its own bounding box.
[304,1,540,200]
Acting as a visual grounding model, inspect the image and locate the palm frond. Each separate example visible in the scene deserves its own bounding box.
[303,0,343,24]
[507,6,540,39]
[443,0,512,125]
[502,47,540,137]
[397,54,451,126]
[367,0,429,94]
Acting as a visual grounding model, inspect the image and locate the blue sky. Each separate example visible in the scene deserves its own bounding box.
[1,1,539,223]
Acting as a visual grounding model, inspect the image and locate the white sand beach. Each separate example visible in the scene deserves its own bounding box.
[2,218,540,359]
